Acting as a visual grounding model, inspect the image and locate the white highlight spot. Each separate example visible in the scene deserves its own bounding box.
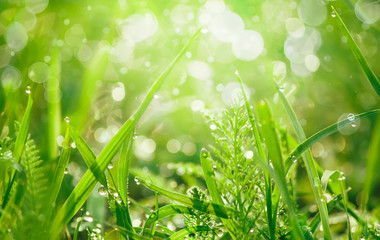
[232,30,264,61]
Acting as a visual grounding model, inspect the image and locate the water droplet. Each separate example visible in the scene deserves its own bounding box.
[153,94,159,99]
[201,28,208,34]
[185,51,192,58]
[313,177,320,187]
[64,168,69,175]
[64,116,70,123]
[235,70,239,75]
[98,186,107,197]
[26,85,31,94]
[331,12,336,18]
[279,86,285,92]
[108,163,114,169]
[347,113,355,122]
[134,177,140,185]
[209,124,217,130]
[71,142,76,148]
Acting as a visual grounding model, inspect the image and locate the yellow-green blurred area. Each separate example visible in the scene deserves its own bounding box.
[1,0,380,234]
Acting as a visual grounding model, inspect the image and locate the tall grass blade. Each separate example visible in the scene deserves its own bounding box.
[284,109,379,172]
[200,149,236,239]
[68,124,107,187]
[117,129,134,230]
[136,176,236,219]
[253,152,304,240]
[2,93,33,208]
[275,81,332,239]
[49,28,202,239]
[256,100,284,240]
[330,4,380,97]
[47,46,61,160]
[43,123,71,219]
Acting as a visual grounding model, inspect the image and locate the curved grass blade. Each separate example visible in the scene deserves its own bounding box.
[68,124,107,187]
[275,81,332,239]
[200,149,236,239]
[136,176,236,219]
[134,227,170,238]
[284,109,380,172]
[2,93,33,209]
[49,28,202,240]
[145,205,192,227]
[330,4,380,97]
[169,226,211,240]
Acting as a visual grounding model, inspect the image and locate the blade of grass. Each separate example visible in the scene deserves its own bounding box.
[49,28,202,239]
[256,100,285,240]
[275,81,332,239]
[2,93,33,209]
[68,124,108,188]
[47,46,61,161]
[284,109,379,172]
[200,148,236,239]
[362,115,380,212]
[117,129,134,232]
[136,176,236,219]
[42,122,71,220]
[144,205,192,227]
[237,72,278,240]
[168,226,211,239]
[253,151,304,240]
[330,4,380,97]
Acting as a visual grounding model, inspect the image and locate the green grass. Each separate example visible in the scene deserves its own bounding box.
[1,1,380,240]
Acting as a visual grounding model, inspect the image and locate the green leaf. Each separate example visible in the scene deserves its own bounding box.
[68,124,107,187]
[321,170,341,195]
[2,93,33,209]
[330,4,380,97]
[117,129,134,232]
[43,124,71,220]
[169,226,211,240]
[47,46,61,160]
[145,205,192,227]
[49,28,202,239]
[200,149,236,238]
[284,109,379,172]
[136,176,236,219]
[275,81,332,240]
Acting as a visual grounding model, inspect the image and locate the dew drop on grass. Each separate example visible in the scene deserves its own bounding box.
[64,116,70,123]
[134,177,140,185]
[185,51,192,58]
[108,163,114,169]
[98,186,107,197]
[64,168,69,175]
[347,113,355,122]
[26,85,31,94]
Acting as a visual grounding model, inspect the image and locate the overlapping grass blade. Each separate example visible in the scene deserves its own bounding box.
[252,152,304,240]
[49,28,202,239]
[168,226,211,239]
[362,116,380,212]
[256,100,284,240]
[200,148,236,239]
[2,93,33,208]
[43,124,71,219]
[275,81,332,239]
[284,109,379,172]
[145,205,192,227]
[47,46,61,160]
[117,129,134,231]
[68,124,107,187]
[330,4,380,97]
[136,176,236,219]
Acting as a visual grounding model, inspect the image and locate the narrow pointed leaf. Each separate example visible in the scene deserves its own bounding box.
[136,176,236,219]
[145,205,192,227]
[69,124,107,187]
[169,226,211,240]
[330,4,380,97]
[49,28,202,239]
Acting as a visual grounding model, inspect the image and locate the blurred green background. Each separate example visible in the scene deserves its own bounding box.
[1,0,379,235]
